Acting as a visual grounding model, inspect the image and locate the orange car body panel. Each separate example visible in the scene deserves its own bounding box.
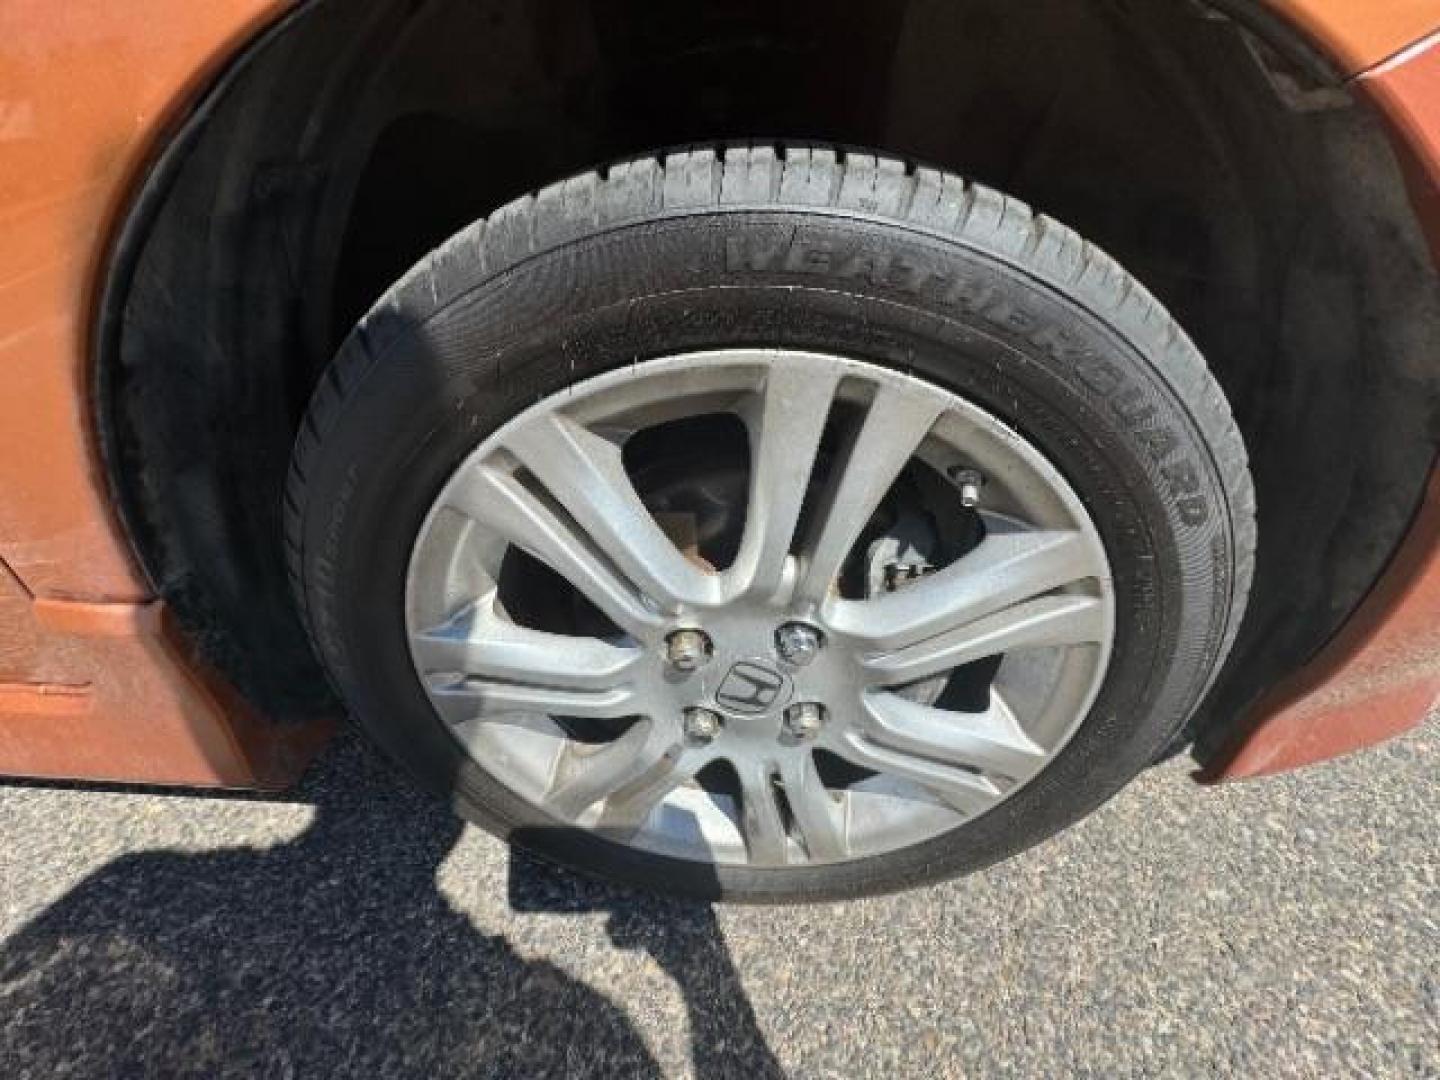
[0,0,283,600]
[0,0,1435,788]
[0,0,307,787]
[0,559,332,787]
[1267,0,1440,70]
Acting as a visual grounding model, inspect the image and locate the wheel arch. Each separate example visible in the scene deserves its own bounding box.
[94,0,1440,742]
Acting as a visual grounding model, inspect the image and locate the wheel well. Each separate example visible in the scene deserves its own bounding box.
[98,0,1440,749]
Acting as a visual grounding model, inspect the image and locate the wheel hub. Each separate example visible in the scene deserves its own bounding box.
[713,658,792,716]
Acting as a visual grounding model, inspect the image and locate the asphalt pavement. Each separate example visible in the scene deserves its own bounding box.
[1,714,1435,1078]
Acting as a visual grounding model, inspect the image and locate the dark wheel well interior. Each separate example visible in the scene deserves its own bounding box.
[97,0,1440,758]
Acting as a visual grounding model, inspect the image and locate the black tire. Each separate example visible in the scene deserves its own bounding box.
[286,144,1255,903]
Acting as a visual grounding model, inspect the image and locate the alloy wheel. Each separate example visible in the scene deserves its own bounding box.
[406,349,1115,868]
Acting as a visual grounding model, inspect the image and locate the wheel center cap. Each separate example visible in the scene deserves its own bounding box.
[714,659,792,716]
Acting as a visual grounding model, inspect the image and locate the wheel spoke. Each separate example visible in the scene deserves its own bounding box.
[859,594,1107,686]
[412,600,643,691]
[545,721,685,820]
[426,677,638,725]
[861,691,1047,780]
[726,357,840,600]
[829,529,1106,653]
[736,761,791,865]
[779,752,849,862]
[594,757,702,838]
[503,412,719,611]
[794,383,945,608]
[827,695,1006,817]
[442,464,663,637]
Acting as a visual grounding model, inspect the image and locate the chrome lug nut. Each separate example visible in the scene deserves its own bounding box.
[948,466,986,509]
[784,702,826,741]
[775,622,823,667]
[666,629,712,672]
[683,707,723,743]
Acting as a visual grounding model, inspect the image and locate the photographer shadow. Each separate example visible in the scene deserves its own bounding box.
[0,736,782,1078]
[507,840,784,1080]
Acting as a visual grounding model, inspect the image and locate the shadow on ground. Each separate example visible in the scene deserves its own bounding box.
[0,736,783,1078]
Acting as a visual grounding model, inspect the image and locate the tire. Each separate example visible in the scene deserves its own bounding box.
[286,144,1255,903]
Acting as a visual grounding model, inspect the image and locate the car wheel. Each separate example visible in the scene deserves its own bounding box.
[286,145,1255,902]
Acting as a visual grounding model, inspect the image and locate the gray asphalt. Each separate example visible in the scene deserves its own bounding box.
[1,715,1435,1079]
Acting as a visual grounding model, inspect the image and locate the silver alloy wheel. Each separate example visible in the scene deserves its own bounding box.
[406,350,1115,868]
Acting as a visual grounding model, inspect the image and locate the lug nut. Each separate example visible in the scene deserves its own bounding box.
[784,702,826,741]
[683,707,723,743]
[948,466,986,509]
[775,622,823,667]
[666,629,712,672]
